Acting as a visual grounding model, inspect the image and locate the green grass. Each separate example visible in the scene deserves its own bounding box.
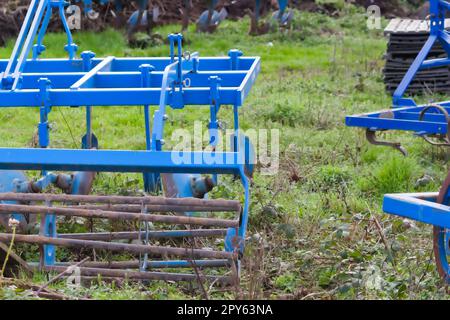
[1,6,450,299]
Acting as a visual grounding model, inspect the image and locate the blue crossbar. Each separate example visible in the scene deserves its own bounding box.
[0,148,246,174]
[383,192,450,228]
[346,105,450,135]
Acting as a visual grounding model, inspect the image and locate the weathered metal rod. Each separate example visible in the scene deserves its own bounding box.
[0,204,239,228]
[54,259,232,269]
[0,193,241,211]
[35,265,234,284]
[63,204,234,213]
[0,234,235,259]
[58,229,228,241]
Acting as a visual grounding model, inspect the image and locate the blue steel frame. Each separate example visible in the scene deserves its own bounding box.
[345,0,450,281]
[346,0,450,136]
[0,0,261,269]
[382,192,450,228]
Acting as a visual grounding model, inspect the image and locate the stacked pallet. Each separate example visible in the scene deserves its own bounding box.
[383,18,450,95]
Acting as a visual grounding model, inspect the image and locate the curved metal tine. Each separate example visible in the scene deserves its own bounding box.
[419,104,450,147]
[421,135,450,147]
[365,129,408,156]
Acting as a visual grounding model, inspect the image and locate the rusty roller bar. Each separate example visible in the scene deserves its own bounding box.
[54,259,232,269]
[0,204,239,228]
[0,193,241,212]
[58,229,228,241]
[36,265,235,284]
[0,234,235,259]
[64,204,236,213]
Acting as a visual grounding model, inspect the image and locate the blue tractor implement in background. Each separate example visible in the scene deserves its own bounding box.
[74,0,153,37]
[196,0,228,33]
[346,0,450,284]
[0,0,260,285]
[250,0,294,35]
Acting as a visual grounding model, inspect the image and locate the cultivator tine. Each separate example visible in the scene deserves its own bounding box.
[365,129,408,156]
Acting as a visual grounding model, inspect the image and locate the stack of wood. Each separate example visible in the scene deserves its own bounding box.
[383,18,450,95]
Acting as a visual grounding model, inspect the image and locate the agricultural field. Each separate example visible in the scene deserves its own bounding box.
[1,4,449,300]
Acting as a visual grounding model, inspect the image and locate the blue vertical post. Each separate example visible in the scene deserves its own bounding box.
[233,104,239,153]
[38,78,56,266]
[42,201,56,266]
[139,63,157,192]
[228,49,243,71]
[277,0,288,20]
[209,76,221,184]
[229,50,243,151]
[81,51,96,149]
[208,76,221,147]
[176,34,184,93]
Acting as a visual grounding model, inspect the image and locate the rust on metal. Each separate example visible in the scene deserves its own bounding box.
[0,233,235,260]
[54,259,232,269]
[58,229,228,241]
[35,265,235,284]
[0,204,239,228]
[0,193,242,212]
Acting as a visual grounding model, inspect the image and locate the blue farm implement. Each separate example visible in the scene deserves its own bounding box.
[0,0,260,285]
[346,0,450,283]
[249,0,294,35]
[180,0,293,35]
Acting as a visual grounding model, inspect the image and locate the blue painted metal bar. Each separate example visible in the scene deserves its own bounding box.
[0,57,256,71]
[11,0,49,90]
[383,193,450,228]
[392,35,437,106]
[0,88,242,107]
[237,56,261,107]
[70,56,114,89]
[0,149,244,174]
[19,71,249,89]
[1,0,39,87]
[0,57,258,73]
[345,108,449,134]
[420,57,450,69]
[32,1,52,59]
